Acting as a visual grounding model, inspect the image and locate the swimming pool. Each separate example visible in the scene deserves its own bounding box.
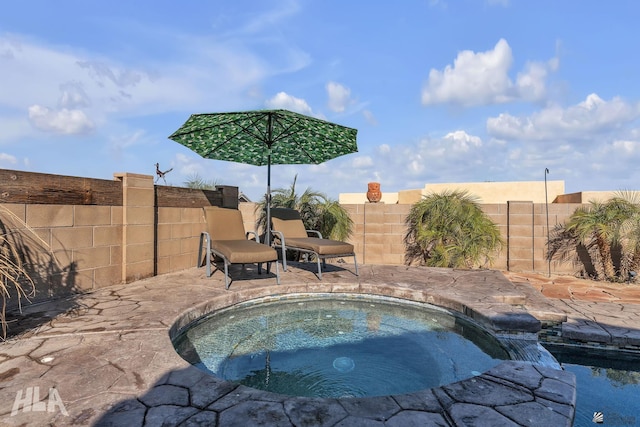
[173,294,533,398]
[546,345,640,427]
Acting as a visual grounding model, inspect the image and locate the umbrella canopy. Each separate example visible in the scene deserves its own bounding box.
[168,109,358,244]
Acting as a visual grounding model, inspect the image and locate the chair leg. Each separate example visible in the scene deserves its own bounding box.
[353,254,359,276]
[198,233,214,278]
[198,233,213,277]
[197,233,205,268]
[206,249,212,277]
[224,260,230,289]
[280,246,288,271]
[258,262,263,275]
[316,255,322,280]
[274,261,281,285]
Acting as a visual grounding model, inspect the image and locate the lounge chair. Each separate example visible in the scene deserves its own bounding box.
[269,208,358,279]
[197,207,280,289]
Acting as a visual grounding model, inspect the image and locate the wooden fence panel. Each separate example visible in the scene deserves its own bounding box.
[0,169,122,205]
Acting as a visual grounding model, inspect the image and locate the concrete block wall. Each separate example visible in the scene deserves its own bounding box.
[0,202,123,297]
[116,173,155,283]
[506,201,535,271]
[242,200,584,275]
[1,167,588,307]
[156,207,205,275]
[480,203,508,268]
[343,203,409,266]
[0,172,236,305]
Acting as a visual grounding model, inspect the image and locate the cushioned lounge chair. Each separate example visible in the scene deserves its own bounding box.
[197,207,280,289]
[269,208,358,279]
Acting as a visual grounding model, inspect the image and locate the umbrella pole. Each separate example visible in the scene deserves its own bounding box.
[266,113,273,248]
[266,155,271,247]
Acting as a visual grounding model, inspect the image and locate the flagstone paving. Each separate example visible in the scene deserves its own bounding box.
[1,264,638,426]
[503,271,640,349]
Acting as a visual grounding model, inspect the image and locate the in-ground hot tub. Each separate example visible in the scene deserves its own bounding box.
[172,293,532,398]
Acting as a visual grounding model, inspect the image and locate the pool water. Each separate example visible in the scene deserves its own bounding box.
[547,346,640,427]
[173,294,511,398]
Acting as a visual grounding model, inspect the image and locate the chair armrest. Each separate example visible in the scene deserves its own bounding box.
[306,230,322,238]
[246,230,260,243]
[271,230,286,245]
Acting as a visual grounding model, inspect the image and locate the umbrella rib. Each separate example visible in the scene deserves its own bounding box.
[170,111,268,140]
[270,114,324,163]
[199,113,273,158]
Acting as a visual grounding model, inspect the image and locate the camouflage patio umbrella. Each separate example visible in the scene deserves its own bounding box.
[168,109,358,244]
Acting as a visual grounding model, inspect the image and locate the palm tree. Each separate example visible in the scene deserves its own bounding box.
[549,192,640,281]
[564,199,634,280]
[548,222,600,279]
[256,175,353,241]
[183,173,220,190]
[609,192,640,275]
[403,190,504,268]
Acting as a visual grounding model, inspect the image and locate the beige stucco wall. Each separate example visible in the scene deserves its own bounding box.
[339,180,566,205]
[338,192,400,204]
[555,191,640,203]
[422,181,565,204]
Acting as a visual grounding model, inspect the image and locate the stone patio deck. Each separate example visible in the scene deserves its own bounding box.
[2,263,638,426]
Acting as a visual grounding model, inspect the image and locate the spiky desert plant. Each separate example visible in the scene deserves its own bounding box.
[404,190,504,268]
[565,198,636,280]
[183,173,221,190]
[1,207,36,339]
[256,175,353,241]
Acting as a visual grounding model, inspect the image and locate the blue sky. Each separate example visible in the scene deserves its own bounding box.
[2,1,640,201]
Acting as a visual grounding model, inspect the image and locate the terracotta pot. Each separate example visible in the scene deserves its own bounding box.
[367,182,382,203]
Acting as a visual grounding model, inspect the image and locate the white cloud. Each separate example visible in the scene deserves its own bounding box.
[0,152,17,164]
[0,27,307,140]
[515,61,550,102]
[362,109,377,125]
[487,93,640,141]
[443,130,483,152]
[28,105,94,134]
[408,156,425,174]
[77,60,143,88]
[58,81,91,109]
[422,38,557,107]
[175,152,205,177]
[348,131,491,193]
[326,82,352,113]
[265,91,314,116]
[225,0,301,36]
[611,140,640,155]
[352,156,373,168]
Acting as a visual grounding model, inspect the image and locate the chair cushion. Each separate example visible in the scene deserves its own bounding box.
[272,217,308,239]
[204,207,247,240]
[284,237,354,256]
[212,240,277,264]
